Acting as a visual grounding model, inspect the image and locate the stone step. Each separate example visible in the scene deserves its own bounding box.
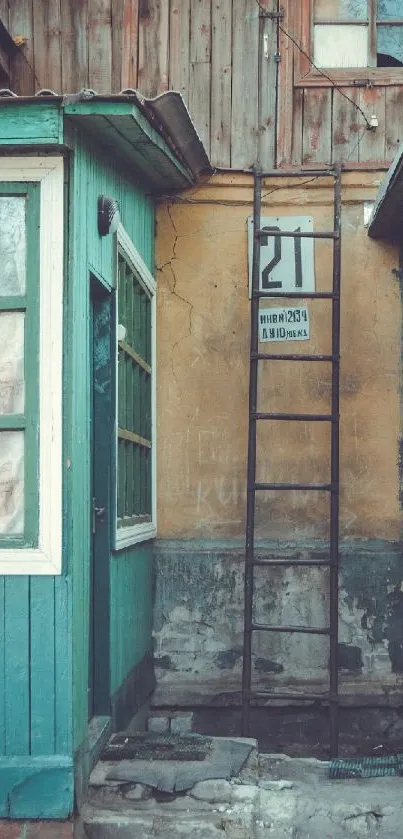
[81,803,239,839]
[82,734,260,838]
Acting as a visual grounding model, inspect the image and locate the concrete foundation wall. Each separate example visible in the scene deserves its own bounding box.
[153,540,403,700]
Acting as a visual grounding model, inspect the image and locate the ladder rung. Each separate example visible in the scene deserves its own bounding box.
[252,482,332,491]
[248,690,337,702]
[256,229,339,240]
[252,412,334,422]
[253,291,336,299]
[251,623,330,635]
[252,353,335,362]
[252,557,332,567]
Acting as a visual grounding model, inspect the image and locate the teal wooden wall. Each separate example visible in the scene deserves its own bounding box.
[0,108,155,816]
[67,125,155,750]
[110,548,153,695]
[0,575,73,817]
[0,577,71,758]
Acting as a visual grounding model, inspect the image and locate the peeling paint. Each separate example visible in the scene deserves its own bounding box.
[154,539,403,692]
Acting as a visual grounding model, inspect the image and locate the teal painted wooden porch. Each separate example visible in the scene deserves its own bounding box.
[0,95,207,819]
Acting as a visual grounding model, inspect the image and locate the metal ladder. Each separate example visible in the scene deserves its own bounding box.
[241,166,342,757]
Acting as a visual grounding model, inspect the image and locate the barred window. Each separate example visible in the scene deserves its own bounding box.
[115,228,156,549]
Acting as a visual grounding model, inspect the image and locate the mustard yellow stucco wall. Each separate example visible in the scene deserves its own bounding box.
[156,172,401,542]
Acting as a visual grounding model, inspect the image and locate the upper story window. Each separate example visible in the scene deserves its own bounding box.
[314,0,403,68]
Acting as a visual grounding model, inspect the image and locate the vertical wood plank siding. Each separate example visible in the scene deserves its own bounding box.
[110,546,153,694]
[3,0,276,169]
[5,0,401,168]
[67,127,154,749]
[0,575,71,758]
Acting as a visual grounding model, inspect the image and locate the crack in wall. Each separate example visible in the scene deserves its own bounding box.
[156,204,194,380]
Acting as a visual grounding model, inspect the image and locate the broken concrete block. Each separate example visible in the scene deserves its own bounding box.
[170,713,194,735]
[259,779,294,791]
[122,783,153,801]
[190,779,233,803]
[147,716,170,734]
[230,783,259,804]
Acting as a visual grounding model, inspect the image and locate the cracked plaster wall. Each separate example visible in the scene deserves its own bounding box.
[154,172,403,694]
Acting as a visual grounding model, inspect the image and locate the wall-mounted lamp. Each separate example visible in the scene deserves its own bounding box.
[97,195,121,236]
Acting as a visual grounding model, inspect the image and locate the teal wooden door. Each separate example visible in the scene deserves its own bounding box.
[89,276,114,718]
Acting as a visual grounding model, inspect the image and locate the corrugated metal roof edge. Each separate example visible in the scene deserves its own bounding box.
[0,88,212,183]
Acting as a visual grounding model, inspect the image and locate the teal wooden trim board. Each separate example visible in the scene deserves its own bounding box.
[0,99,193,190]
[0,103,63,145]
[0,756,74,818]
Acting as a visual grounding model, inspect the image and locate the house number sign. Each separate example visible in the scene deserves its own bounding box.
[248,215,316,296]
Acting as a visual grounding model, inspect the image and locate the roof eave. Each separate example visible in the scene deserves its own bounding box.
[368,144,403,242]
[0,91,212,191]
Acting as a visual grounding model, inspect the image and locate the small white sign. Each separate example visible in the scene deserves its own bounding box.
[259,306,310,342]
[248,215,315,297]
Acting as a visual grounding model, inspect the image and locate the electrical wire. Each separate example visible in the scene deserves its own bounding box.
[254,0,372,130]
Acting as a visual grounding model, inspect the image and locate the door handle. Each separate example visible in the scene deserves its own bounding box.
[92,498,106,533]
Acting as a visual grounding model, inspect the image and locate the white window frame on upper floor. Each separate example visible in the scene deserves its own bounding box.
[0,156,63,575]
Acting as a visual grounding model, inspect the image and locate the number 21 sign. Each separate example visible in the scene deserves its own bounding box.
[247,216,315,297]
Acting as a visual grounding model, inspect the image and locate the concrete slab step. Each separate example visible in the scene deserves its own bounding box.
[81,805,227,839]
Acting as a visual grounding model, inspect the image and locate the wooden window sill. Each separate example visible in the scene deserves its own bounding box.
[295,68,403,87]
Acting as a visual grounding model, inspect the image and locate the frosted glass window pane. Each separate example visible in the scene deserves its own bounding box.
[314,24,369,66]
[0,312,24,414]
[315,0,367,21]
[377,0,403,19]
[0,431,24,535]
[0,197,26,295]
[377,25,403,61]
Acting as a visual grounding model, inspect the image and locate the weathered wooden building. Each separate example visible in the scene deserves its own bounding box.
[2,0,403,819]
[2,0,403,169]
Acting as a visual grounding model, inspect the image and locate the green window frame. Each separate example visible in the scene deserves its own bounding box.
[115,227,156,549]
[0,183,40,548]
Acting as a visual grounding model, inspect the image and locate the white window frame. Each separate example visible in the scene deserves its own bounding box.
[114,224,157,551]
[0,157,63,575]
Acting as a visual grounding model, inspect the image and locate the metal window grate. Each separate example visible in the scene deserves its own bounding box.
[117,252,152,525]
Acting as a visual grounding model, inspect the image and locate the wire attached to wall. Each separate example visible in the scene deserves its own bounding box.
[254,0,373,130]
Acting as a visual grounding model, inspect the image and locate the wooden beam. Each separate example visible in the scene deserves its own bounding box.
[9,0,35,95]
[211,0,232,166]
[33,0,62,92]
[88,0,112,93]
[119,340,151,374]
[138,0,169,96]
[118,428,152,449]
[231,0,259,168]
[169,0,191,101]
[61,0,89,92]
